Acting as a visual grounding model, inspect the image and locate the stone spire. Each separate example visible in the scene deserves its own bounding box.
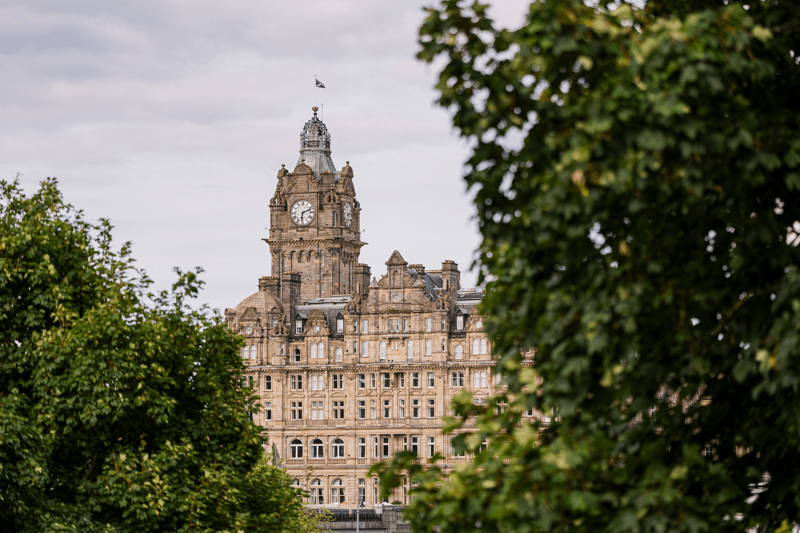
[297,106,336,179]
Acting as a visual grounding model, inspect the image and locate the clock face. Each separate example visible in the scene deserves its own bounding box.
[343,202,352,227]
[392,294,401,303]
[475,320,482,329]
[313,325,320,333]
[291,200,315,225]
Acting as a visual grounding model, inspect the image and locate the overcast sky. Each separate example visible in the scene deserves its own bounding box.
[1,0,528,313]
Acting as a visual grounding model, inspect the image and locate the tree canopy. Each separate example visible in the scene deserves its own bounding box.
[374,1,800,532]
[0,178,302,532]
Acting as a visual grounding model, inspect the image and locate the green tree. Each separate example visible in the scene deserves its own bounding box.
[0,177,282,532]
[374,1,800,532]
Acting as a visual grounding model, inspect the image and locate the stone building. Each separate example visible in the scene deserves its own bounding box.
[225,108,518,509]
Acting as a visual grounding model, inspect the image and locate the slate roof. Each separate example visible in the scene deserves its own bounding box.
[406,268,443,300]
[296,296,350,332]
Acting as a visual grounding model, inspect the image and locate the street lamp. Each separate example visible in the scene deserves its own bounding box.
[355,495,365,533]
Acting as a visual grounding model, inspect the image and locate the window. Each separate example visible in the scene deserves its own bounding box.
[311,439,324,458]
[382,436,390,457]
[264,401,272,420]
[452,371,464,387]
[358,438,366,458]
[374,437,379,457]
[249,345,257,359]
[380,341,386,361]
[317,343,324,358]
[295,320,303,335]
[412,399,420,418]
[383,373,391,388]
[428,436,435,457]
[358,479,366,506]
[411,436,419,455]
[399,399,405,418]
[290,439,303,458]
[310,479,323,504]
[336,318,344,334]
[332,438,345,458]
[362,341,368,357]
[310,343,317,359]
[371,373,376,388]
[495,373,502,386]
[425,318,431,332]
[407,340,414,361]
[389,318,400,332]
[241,347,247,359]
[403,436,408,451]
[362,319,368,333]
[370,400,376,419]
[403,318,408,332]
[412,372,420,388]
[455,345,463,359]
[331,479,344,503]
[442,317,446,331]
[441,339,446,352]
[280,342,285,357]
[425,339,432,355]
[311,401,323,420]
[358,400,366,419]
[290,375,303,390]
[427,399,435,418]
[358,374,366,389]
[311,375,318,390]
[272,318,277,328]
[395,372,405,388]
[456,315,464,330]
[353,341,358,353]
[481,338,487,354]
[383,399,391,418]
[451,439,465,457]
[294,348,301,363]
[332,212,338,227]
[334,347,342,362]
[332,374,343,390]
[473,371,487,388]
[290,401,303,420]
[353,322,358,333]
[427,372,435,387]
[264,375,272,391]
[332,401,344,419]
[526,406,534,417]
[473,339,479,354]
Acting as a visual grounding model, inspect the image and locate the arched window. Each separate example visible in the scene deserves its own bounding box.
[455,345,463,359]
[290,439,303,458]
[335,348,342,362]
[311,439,324,458]
[480,339,487,354]
[250,345,257,359]
[331,438,345,458]
[292,478,302,489]
[310,343,317,359]
[294,348,301,363]
[331,478,345,503]
[472,339,479,355]
[310,479,324,504]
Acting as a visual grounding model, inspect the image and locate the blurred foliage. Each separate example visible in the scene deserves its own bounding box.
[372,1,800,532]
[0,178,311,532]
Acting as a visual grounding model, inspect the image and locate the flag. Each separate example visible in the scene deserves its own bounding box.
[315,78,325,88]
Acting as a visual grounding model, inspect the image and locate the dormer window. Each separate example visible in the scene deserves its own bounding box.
[456,315,464,331]
[337,317,344,334]
[295,320,303,335]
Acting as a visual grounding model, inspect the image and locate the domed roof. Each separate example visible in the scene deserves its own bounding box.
[293,159,313,175]
[233,288,282,322]
[296,107,336,179]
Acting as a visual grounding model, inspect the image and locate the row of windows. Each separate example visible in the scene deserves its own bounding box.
[276,370,500,391]
[246,338,488,361]
[283,398,437,420]
[289,435,453,461]
[294,477,382,506]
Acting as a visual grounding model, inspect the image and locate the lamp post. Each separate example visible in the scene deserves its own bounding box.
[355,495,364,533]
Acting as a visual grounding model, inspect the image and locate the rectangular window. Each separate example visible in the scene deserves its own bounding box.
[383,436,390,457]
[383,373,391,388]
[362,319,368,333]
[371,400,376,419]
[473,339,479,355]
[295,320,303,335]
[311,401,323,420]
[412,399,420,418]
[474,371,487,388]
[371,373,376,388]
[264,375,272,391]
[264,401,272,420]
[333,400,344,419]
[427,372,435,387]
[403,318,408,332]
[358,479,366,505]
[359,438,366,458]
[451,439,464,457]
[358,400,366,419]
[425,318,431,332]
[441,339,446,352]
[353,341,358,353]
[383,399,391,418]
[395,372,405,388]
[481,338,487,354]
[441,317,446,331]
[311,375,317,391]
[412,372,420,388]
[379,341,386,361]
[403,436,408,451]
[425,339,432,355]
[456,315,464,330]
[452,371,464,387]
[290,375,303,390]
[399,399,405,418]
[411,436,418,455]
[495,373,502,386]
[337,318,344,334]
[428,436,435,457]
[362,341,368,357]
[358,374,366,389]
[427,399,435,418]
[407,340,414,361]
[290,401,303,420]
[280,342,285,357]
[332,374,343,390]
[374,437,379,458]
[353,322,358,333]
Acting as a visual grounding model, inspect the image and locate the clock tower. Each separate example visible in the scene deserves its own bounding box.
[266,107,370,302]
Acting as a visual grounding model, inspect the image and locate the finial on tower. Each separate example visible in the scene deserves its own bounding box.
[312,106,319,115]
